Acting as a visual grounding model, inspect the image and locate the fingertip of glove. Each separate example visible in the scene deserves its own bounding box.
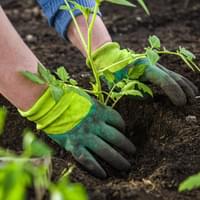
[128,143,137,155]
[121,160,131,171]
[92,167,107,179]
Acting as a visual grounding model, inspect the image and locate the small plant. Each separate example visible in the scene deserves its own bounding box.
[57,0,199,107]
[179,172,200,192]
[0,109,88,200]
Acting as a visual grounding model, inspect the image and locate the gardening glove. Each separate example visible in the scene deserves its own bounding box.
[89,42,199,106]
[19,85,136,178]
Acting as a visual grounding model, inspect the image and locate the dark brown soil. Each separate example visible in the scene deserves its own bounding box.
[1,0,200,199]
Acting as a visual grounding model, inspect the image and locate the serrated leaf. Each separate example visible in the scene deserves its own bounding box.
[56,67,70,82]
[23,130,52,157]
[146,49,160,65]
[110,92,123,100]
[122,81,136,91]
[69,79,78,85]
[179,173,200,192]
[105,0,136,7]
[50,85,64,102]
[128,64,146,79]
[137,0,150,15]
[148,35,161,49]
[116,81,125,88]
[37,63,52,83]
[103,70,115,83]
[122,89,143,97]
[135,81,153,96]
[179,47,196,61]
[21,71,45,84]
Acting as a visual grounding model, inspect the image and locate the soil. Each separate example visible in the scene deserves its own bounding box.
[1,0,200,199]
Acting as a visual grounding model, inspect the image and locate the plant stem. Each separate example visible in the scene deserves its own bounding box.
[105,84,117,105]
[64,0,87,52]
[87,2,104,102]
[157,50,200,71]
[112,97,122,108]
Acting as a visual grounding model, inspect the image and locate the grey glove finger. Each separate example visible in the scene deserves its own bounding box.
[101,103,126,131]
[71,146,107,178]
[144,66,187,106]
[84,134,131,171]
[97,122,136,154]
[157,63,198,98]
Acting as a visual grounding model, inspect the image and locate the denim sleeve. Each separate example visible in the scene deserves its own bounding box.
[36,0,99,39]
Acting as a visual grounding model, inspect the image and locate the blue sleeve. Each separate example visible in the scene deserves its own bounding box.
[36,0,99,39]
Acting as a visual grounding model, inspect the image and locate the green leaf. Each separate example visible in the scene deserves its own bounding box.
[137,0,150,15]
[103,70,115,83]
[122,89,143,97]
[68,1,94,21]
[90,82,99,97]
[122,81,137,91]
[0,106,7,135]
[21,71,45,84]
[111,92,123,100]
[69,79,78,86]
[60,5,70,11]
[37,63,53,83]
[128,63,146,79]
[148,35,161,49]
[179,47,196,61]
[135,81,153,96]
[23,130,52,157]
[50,85,64,102]
[146,49,160,65]
[116,81,125,88]
[56,67,70,82]
[105,0,136,7]
[179,173,200,192]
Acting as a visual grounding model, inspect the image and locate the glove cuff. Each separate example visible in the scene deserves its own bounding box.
[19,86,92,134]
[87,42,133,74]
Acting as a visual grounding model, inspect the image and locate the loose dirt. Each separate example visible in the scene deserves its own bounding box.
[1,0,200,199]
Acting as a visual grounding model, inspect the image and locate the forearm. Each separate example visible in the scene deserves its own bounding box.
[0,7,47,111]
[36,0,112,56]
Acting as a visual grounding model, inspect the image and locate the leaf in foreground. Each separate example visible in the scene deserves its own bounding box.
[137,0,150,15]
[179,173,200,192]
[105,0,136,7]
[0,106,7,135]
[21,71,45,84]
[148,35,161,49]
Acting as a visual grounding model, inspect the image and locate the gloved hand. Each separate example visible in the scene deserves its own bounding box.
[90,42,199,106]
[19,85,136,178]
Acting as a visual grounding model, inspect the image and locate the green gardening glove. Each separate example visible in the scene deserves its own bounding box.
[90,42,199,106]
[19,85,136,178]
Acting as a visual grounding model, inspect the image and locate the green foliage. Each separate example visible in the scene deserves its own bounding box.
[128,63,146,79]
[179,47,196,61]
[50,176,88,200]
[22,64,78,102]
[0,106,7,135]
[144,35,200,72]
[23,129,52,157]
[136,0,150,15]
[108,79,153,107]
[146,49,160,65]
[179,172,200,192]
[148,35,161,49]
[0,125,88,200]
[0,161,31,200]
[105,0,135,7]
